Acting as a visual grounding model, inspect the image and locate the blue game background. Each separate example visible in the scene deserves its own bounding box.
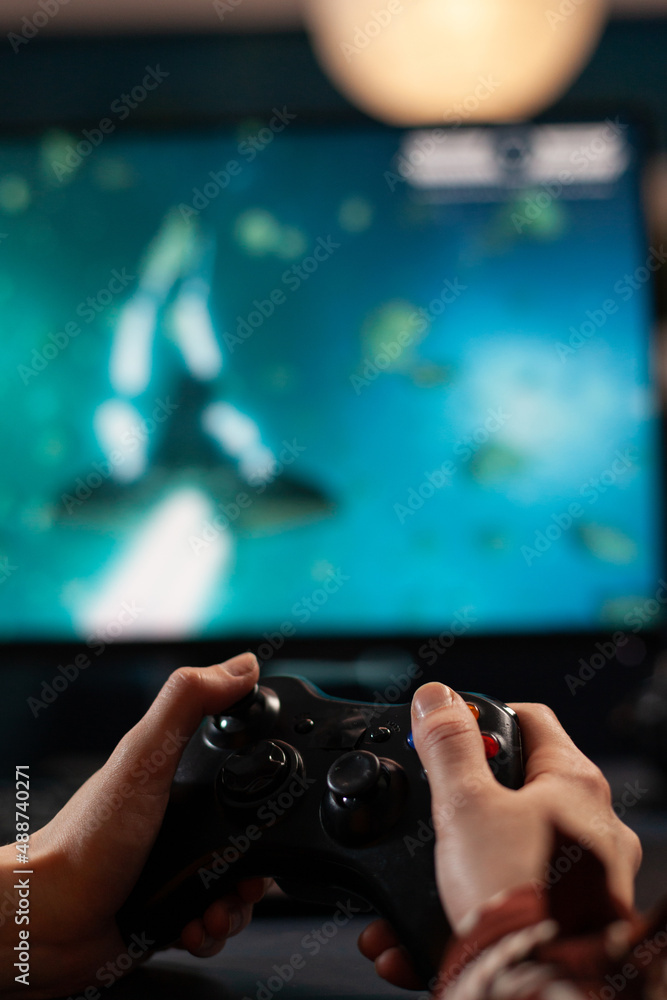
[0,123,660,639]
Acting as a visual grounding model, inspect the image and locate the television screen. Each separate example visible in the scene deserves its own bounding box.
[0,119,660,643]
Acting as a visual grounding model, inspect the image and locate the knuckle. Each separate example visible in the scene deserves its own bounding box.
[571,759,611,801]
[459,768,495,797]
[164,665,204,699]
[511,702,559,724]
[589,768,612,803]
[418,715,478,759]
[631,832,643,868]
[621,827,643,871]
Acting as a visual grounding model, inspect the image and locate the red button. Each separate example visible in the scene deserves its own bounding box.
[482,733,500,758]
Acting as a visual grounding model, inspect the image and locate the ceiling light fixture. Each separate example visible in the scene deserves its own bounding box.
[304,0,608,125]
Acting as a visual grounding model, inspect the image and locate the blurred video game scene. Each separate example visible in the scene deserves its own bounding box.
[0,120,660,642]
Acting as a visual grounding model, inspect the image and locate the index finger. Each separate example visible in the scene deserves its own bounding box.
[508,702,594,785]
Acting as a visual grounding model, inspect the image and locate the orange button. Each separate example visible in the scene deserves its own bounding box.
[482,733,500,758]
[466,702,480,720]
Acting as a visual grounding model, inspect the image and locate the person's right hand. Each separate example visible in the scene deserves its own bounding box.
[359,683,643,988]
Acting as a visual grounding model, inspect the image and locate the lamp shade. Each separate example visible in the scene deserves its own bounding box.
[304,0,608,124]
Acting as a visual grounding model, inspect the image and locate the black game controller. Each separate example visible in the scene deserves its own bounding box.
[116,676,523,983]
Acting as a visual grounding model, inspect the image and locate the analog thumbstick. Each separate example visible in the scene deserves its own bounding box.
[327,751,382,800]
[322,751,407,845]
[206,685,280,748]
[220,740,290,802]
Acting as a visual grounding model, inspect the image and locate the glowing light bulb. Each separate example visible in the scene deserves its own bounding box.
[304,0,608,124]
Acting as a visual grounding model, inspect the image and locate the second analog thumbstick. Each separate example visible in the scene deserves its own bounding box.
[327,751,382,800]
[322,751,407,845]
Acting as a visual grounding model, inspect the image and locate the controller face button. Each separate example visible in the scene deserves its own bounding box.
[406,731,415,749]
[294,718,315,734]
[466,702,480,720]
[221,740,290,800]
[369,726,391,743]
[482,733,500,758]
[327,751,382,800]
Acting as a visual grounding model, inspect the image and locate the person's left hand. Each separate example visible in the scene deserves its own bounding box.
[0,652,268,999]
